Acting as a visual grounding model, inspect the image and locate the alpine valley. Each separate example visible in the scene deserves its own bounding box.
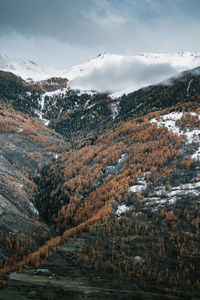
[0,52,200,299]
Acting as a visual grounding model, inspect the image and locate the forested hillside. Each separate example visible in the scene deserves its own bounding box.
[0,69,200,299]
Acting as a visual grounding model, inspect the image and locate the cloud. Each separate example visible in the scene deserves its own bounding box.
[0,33,102,69]
[0,0,197,49]
[69,58,177,94]
[0,0,200,68]
[95,10,126,26]
[0,0,126,47]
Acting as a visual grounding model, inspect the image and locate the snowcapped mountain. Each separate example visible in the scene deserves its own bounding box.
[65,52,200,80]
[1,52,200,97]
[66,52,200,97]
[0,54,62,81]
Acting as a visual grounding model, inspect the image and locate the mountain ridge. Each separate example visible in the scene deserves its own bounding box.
[0,53,200,299]
[1,65,200,144]
[1,52,200,97]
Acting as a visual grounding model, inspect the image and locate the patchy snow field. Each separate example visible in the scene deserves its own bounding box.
[116,204,131,217]
[150,112,200,145]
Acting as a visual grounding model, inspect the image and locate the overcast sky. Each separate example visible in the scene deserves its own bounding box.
[0,0,200,68]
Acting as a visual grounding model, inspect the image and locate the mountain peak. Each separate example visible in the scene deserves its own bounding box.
[66,51,200,97]
[1,52,200,97]
[0,54,63,81]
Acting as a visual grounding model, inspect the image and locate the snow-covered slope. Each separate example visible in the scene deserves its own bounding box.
[1,52,200,96]
[65,52,200,97]
[66,52,200,79]
[0,54,62,81]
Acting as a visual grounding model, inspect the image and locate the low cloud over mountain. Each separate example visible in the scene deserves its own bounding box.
[70,57,177,95]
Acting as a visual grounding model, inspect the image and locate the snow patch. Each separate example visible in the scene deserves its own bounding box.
[187,79,193,96]
[42,88,68,99]
[134,256,144,263]
[34,109,49,126]
[17,126,23,133]
[150,112,183,135]
[152,182,200,198]
[116,204,131,216]
[128,172,149,193]
[86,103,96,110]
[58,108,63,118]
[191,146,200,161]
[128,184,146,193]
[110,101,120,120]
[103,153,128,177]
[29,202,39,216]
[118,153,127,165]
[150,112,200,144]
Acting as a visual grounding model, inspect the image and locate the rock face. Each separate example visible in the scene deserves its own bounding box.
[0,103,67,261]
